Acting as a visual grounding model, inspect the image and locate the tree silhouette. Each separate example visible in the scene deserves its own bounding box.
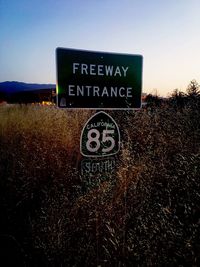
[145,94,163,108]
[170,89,186,109]
[187,80,200,99]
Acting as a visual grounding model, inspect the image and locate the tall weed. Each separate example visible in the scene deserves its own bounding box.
[0,104,199,266]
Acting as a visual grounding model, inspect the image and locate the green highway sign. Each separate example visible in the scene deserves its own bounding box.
[56,47,143,109]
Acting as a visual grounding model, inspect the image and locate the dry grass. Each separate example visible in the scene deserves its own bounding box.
[0,104,200,266]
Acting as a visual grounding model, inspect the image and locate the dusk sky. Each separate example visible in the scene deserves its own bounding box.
[1,0,200,96]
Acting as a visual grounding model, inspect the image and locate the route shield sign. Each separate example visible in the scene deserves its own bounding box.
[56,47,143,109]
[80,112,120,158]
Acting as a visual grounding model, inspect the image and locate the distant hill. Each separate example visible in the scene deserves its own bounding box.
[0,81,56,104]
[0,81,56,93]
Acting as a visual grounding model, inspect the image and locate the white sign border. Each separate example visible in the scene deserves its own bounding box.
[80,111,121,158]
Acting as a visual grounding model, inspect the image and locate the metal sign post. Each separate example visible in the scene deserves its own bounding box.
[56,47,143,264]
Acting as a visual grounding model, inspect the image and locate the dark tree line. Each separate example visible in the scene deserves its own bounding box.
[145,80,200,109]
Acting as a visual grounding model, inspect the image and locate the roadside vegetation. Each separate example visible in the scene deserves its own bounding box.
[0,81,200,266]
